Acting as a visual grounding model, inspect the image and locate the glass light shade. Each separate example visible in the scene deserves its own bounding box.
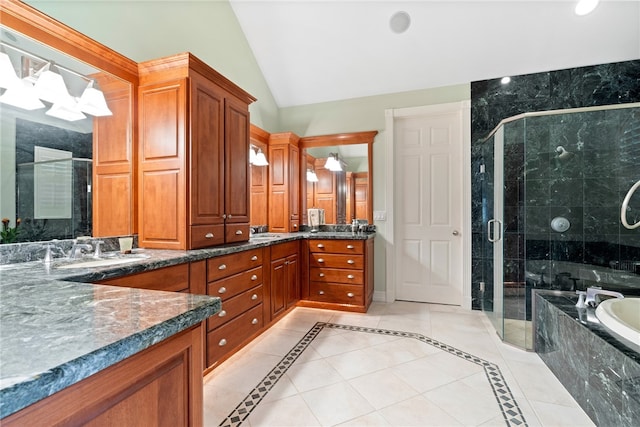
[575,0,599,15]
[34,68,70,104]
[253,150,269,166]
[0,79,45,110]
[77,84,112,116]
[0,52,20,90]
[306,169,319,182]
[249,147,257,164]
[46,95,86,121]
[324,155,342,171]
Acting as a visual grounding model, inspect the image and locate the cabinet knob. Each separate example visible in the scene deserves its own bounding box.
[347,245,354,249]
[317,258,325,263]
[347,259,355,264]
[318,290,325,295]
[347,292,355,298]
[319,273,325,277]
[251,274,258,281]
[222,214,227,219]
[251,255,258,261]
[251,318,259,325]
[235,229,243,235]
[218,310,227,318]
[218,286,227,294]
[317,244,324,248]
[205,232,214,239]
[228,214,233,219]
[251,294,258,300]
[218,264,227,270]
[293,224,298,229]
[347,274,355,279]
[219,338,227,346]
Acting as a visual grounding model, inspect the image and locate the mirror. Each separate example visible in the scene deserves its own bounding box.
[300,131,376,225]
[0,23,131,243]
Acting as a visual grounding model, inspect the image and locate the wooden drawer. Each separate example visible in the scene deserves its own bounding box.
[207,284,263,331]
[225,223,250,243]
[207,304,263,367]
[207,248,263,281]
[309,253,364,269]
[310,267,363,285]
[98,263,190,292]
[207,266,262,300]
[309,239,364,254]
[190,224,225,248]
[271,240,299,259]
[309,282,364,305]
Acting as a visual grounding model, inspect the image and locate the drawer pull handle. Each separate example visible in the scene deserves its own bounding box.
[251,274,258,281]
[205,232,214,238]
[318,258,325,263]
[293,224,298,229]
[347,259,355,264]
[251,318,259,325]
[251,255,258,261]
[219,339,227,346]
[318,290,325,295]
[251,294,258,300]
[319,273,325,277]
[347,245,354,249]
[218,310,227,317]
[218,264,227,270]
[218,286,227,294]
[347,292,355,298]
[347,274,355,279]
[317,244,324,248]
[235,230,243,235]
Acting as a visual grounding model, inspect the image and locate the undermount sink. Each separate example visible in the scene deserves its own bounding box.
[56,253,150,270]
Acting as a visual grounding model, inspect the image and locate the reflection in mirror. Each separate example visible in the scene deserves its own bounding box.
[0,25,128,243]
[305,144,369,225]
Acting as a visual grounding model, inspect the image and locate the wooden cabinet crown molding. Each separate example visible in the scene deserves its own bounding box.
[299,130,378,148]
[250,124,270,146]
[269,131,300,147]
[0,0,138,83]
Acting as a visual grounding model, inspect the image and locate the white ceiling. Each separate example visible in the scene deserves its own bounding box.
[229,0,640,108]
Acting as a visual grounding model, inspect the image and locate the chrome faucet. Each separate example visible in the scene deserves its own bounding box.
[69,239,93,259]
[585,286,624,307]
[43,241,66,264]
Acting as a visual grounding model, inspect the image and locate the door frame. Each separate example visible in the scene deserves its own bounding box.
[384,101,472,309]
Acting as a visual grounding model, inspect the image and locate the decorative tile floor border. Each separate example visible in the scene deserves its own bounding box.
[219,322,528,427]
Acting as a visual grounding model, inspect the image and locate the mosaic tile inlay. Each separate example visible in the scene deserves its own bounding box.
[219,322,528,427]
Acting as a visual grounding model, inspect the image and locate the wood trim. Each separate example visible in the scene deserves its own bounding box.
[269,131,300,147]
[0,0,138,83]
[299,130,378,148]
[250,124,270,146]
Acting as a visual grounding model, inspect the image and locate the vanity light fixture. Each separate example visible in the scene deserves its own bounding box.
[0,51,19,89]
[324,153,343,172]
[46,94,87,121]
[575,0,599,16]
[33,63,71,104]
[306,169,319,182]
[0,78,45,110]
[253,148,269,166]
[249,147,257,164]
[77,80,112,116]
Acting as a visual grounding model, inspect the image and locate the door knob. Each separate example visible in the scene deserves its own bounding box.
[452,230,459,236]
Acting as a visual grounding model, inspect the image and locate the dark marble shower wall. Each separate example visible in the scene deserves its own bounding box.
[471,60,640,310]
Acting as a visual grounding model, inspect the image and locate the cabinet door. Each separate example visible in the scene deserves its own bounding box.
[190,71,225,227]
[268,144,288,232]
[286,253,299,308]
[270,257,286,318]
[289,144,300,230]
[224,95,250,225]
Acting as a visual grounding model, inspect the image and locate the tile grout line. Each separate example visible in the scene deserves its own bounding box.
[218,322,528,427]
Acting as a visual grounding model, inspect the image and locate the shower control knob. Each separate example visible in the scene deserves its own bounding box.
[551,216,571,233]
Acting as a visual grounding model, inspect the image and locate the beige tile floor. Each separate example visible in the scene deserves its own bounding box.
[203,301,595,427]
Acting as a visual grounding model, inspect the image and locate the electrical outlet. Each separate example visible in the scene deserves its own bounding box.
[373,211,387,221]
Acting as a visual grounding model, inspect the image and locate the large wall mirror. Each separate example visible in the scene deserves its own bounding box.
[300,131,377,225]
[0,3,136,244]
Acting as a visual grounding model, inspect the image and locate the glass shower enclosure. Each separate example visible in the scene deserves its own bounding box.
[481,103,640,350]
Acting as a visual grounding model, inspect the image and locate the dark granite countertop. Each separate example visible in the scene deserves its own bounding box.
[0,231,374,418]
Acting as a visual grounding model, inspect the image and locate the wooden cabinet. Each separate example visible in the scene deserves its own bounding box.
[138,53,255,250]
[301,238,374,312]
[97,261,206,295]
[269,241,300,320]
[268,132,301,232]
[2,324,204,427]
[250,125,269,227]
[205,248,265,369]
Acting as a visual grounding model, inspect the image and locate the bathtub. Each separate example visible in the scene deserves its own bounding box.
[595,297,640,351]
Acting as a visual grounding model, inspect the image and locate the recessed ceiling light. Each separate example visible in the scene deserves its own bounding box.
[501,76,511,85]
[575,0,600,16]
[390,11,411,34]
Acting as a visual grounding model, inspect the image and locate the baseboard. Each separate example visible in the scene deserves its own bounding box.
[373,290,387,302]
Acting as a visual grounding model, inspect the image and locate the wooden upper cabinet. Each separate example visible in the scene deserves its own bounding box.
[138,53,255,250]
[268,132,301,233]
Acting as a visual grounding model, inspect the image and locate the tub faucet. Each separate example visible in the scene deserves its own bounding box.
[585,286,624,307]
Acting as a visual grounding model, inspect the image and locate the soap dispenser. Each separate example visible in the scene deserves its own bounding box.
[351,218,358,234]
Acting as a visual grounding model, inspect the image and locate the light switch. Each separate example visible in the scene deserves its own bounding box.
[373,211,387,221]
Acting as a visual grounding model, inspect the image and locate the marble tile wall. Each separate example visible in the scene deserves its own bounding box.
[471,60,640,310]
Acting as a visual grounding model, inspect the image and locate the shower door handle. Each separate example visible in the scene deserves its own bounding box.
[487,219,502,242]
[621,180,640,230]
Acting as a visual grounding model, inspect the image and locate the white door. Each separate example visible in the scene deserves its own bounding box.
[394,107,464,305]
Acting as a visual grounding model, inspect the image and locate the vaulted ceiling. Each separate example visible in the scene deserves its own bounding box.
[229,0,640,108]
